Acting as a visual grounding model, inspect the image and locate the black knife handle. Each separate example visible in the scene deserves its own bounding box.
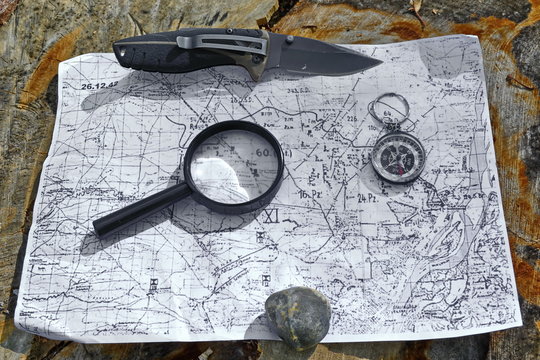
[113,28,267,80]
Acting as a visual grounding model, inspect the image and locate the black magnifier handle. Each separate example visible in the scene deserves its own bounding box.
[93,183,192,239]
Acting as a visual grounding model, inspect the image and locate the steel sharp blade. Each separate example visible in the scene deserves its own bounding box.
[266,33,383,76]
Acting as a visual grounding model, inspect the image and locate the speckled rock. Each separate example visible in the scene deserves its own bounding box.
[264,286,331,351]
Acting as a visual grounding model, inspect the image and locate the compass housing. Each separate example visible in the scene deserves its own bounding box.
[371,131,426,184]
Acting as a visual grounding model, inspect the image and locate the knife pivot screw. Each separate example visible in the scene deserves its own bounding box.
[286,35,294,44]
[226,28,233,34]
[252,55,263,64]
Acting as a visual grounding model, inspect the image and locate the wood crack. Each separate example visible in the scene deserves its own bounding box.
[267,0,300,29]
[39,341,72,360]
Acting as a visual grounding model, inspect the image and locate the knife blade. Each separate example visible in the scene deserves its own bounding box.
[112,28,382,81]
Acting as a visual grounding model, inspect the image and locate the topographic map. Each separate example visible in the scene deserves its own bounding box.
[15,35,522,342]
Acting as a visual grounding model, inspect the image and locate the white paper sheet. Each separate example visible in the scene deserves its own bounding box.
[15,35,522,343]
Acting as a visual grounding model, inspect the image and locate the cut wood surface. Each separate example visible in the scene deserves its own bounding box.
[0,0,538,359]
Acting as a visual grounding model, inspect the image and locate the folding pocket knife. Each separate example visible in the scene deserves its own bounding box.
[112,28,382,81]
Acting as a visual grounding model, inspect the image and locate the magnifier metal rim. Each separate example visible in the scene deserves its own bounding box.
[183,120,284,214]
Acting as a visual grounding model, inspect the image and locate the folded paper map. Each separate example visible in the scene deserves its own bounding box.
[15,35,522,343]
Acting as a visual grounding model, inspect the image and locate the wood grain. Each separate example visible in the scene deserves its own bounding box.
[0,0,538,359]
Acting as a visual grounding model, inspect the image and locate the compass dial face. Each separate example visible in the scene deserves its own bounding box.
[371,132,426,184]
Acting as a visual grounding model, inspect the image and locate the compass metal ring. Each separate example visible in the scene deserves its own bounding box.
[368,92,410,126]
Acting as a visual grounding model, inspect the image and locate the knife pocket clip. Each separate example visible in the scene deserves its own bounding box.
[176,34,267,56]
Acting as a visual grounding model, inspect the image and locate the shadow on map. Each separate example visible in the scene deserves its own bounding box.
[80,68,317,113]
[166,166,264,235]
[79,210,169,256]
[360,164,410,197]
[79,165,262,256]
[243,313,270,339]
[243,313,317,359]
[418,39,471,80]
[81,70,209,112]
[79,204,262,256]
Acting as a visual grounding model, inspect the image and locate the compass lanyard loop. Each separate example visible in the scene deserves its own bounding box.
[368,93,426,184]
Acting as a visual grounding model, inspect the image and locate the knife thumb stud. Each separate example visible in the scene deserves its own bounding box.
[286,35,294,44]
[252,55,263,64]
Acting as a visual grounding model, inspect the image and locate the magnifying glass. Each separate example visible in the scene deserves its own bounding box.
[93,120,284,239]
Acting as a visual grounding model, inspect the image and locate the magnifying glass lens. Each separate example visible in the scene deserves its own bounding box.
[190,130,279,204]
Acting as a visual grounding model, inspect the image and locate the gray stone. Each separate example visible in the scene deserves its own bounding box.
[264,286,331,351]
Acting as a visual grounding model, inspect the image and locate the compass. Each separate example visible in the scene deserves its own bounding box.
[367,92,426,184]
[371,132,426,184]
